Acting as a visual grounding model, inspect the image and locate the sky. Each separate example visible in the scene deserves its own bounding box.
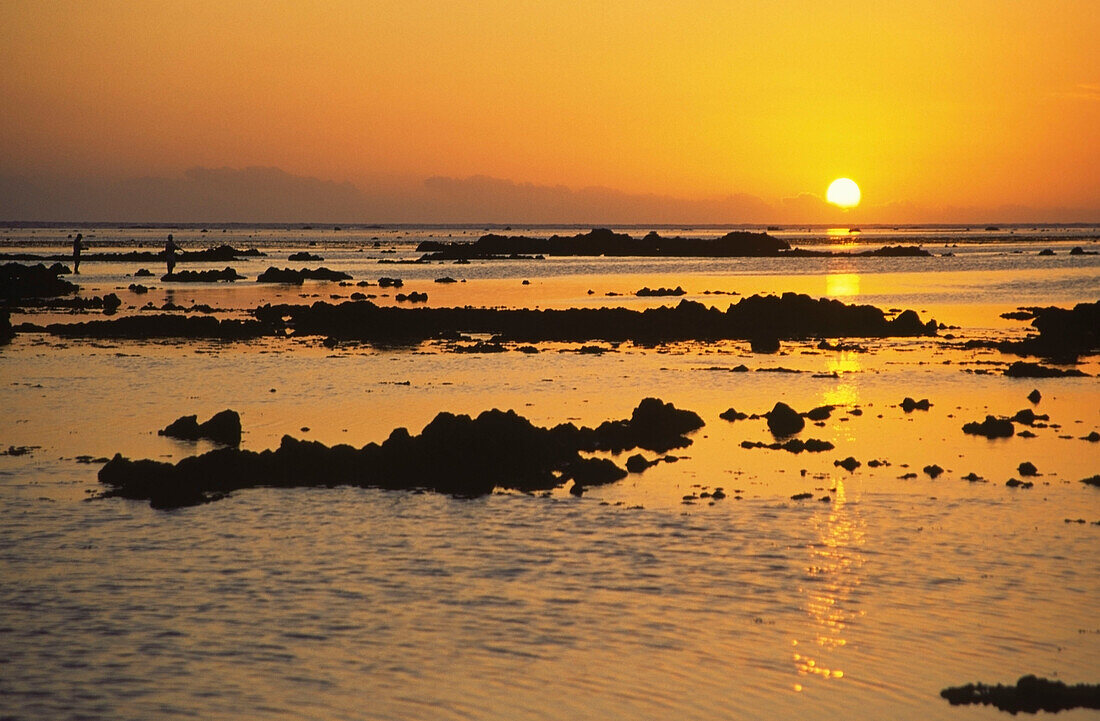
[1,0,1098,223]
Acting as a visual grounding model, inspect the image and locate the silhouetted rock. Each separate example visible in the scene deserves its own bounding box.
[740,438,833,453]
[804,405,834,421]
[395,291,428,303]
[128,283,150,294]
[997,301,1100,360]
[766,402,804,436]
[98,398,703,508]
[791,492,813,500]
[159,410,242,446]
[256,267,352,283]
[962,416,1014,438]
[0,245,264,264]
[900,397,931,412]
[162,267,244,282]
[636,286,685,297]
[0,309,13,345]
[1005,478,1033,488]
[1070,246,1098,255]
[46,314,267,340]
[288,252,323,261]
[134,268,154,277]
[251,293,936,345]
[1017,461,1038,476]
[834,456,860,472]
[1004,361,1088,377]
[1027,388,1041,403]
[1081,475,1100,487]
[750,336,781,353]
[625,453,653,473]
[434,276,458,283]
[941,675,1100,713]
[1,263,79,299]
[1010,409,1048,425]
[923,464,944,478]
[719,408,748,422]
[377,277,403,288]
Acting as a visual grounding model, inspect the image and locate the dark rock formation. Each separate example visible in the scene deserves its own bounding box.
[1,263,79,299]
[636,286,686,297]
[923,464,944,478]
[0,245,264,264]
[1081,475,1100,487]
[962,416,1015,438]
[98,398,703,509]
[128,283,150,294]
[134,268,154,277]
[900,397,931,412]
[834,456,860,471]
[719,408,748,422]
[766,402,805,437]
[1005,478,1033,488]
[1017,461,1038,476]
[434,276,458,283]
[804,405,834,421]
[162,267,244,282]
[749,336,780,353]
[288,252,323,261]
[377,277,403,288]
[252,294,936,345]
[395,292,428,303]
[46,314,266,340]
[1004,361,1088,378]
[255,267,352,283]
[941,676,1100,713]
[159,410,242,446]
[998,301,1100,360]
[742,438,833,453]
[0,309,13,344]
[1027,388,1041,403]
[1010,409,1048,425]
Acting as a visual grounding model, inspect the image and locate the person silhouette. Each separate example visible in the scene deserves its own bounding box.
[165,234,181,276]
[72,233,85,274]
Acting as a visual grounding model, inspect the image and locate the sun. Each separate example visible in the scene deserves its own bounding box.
[826,178,861,209]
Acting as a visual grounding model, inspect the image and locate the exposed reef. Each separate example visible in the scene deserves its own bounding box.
[98,398,705,509]
[0,245,264,263]
[998,301,1100,360]
[1,263,79,299]
[162,267,245,282]
[1004,361,1088,378]
[254,294,936,344]
[415,228,931,261]
[45,314,266,340]
[159,410,242,446]
[256,267,353,283]
[962,415,1015,438]
[940,675,1100,713]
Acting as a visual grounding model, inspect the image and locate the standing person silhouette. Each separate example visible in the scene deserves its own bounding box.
[164,234,181,276]
[72,233,85,274]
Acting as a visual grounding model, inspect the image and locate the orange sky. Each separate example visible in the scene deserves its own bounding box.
[1,1,1097,222]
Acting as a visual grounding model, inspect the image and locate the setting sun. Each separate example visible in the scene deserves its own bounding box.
[827,178,861,209]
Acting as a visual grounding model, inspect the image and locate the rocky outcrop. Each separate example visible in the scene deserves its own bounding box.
[162,268,245,282]
[765,402,804,436]
[288,252,323,261]
[98,398,705,509]
[998,301,1100,360]
[1004,361,1088,378]
[1,263,79,299]
[962,416,1014,438]
[46,314,267,340]
[0,245,264,263]
[941,675,1100,713]
[255,267,353,283]
[159,410,242,446]
[253,294,936,345]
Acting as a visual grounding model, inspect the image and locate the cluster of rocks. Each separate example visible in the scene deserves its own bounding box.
[159,410,242,446]
[997,301,1099,360]
[97,398,705,509]
[1,263,78,299]
[162,268,244,282]
[0,245,264,264]
[255,267,352,283]
[250,294,936,346]
[941,675,1100,713]
[287,252,323,261]
[636,286,686,297]
[415,228,931,261]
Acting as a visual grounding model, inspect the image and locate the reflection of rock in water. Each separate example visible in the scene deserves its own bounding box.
[791,478,864,690]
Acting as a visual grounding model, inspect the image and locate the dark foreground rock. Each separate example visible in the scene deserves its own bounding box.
[256,266,353,283]
[288,252,323,261]
[159,410,242,446]
[0,308,13,344]
[46,314,266,340]
[254,294,936,345]
[962,416,1015,438]
[766,402,805,436]
[900,397,931,412]
[99,398,704,509]
[1,263,79,299]
[162,267,244,282]
[941,675,1100,713]
[1004,361,1088,378]
[998,301,1100,360]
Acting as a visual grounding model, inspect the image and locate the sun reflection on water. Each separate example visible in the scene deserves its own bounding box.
[791,478,866,687]
[825,272,861,298]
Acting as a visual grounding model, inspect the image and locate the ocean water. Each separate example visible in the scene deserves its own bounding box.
[1,225,1098,720]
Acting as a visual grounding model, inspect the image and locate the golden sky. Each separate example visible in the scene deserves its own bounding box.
[1,0,1097,222]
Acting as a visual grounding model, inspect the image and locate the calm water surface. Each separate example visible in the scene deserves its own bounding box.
[1,226,1098,720]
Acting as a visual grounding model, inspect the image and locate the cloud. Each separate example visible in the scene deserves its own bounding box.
[0,167,1096,224]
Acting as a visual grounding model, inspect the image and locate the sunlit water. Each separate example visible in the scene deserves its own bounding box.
[2,226,1099,720]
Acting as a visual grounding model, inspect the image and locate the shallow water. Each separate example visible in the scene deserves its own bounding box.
[1,226,1099,720]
